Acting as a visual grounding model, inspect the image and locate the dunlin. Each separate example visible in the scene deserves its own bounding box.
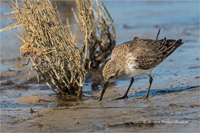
[99,29,183,101]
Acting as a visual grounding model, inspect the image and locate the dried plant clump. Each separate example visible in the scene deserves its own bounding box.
[1,0,116,96]
[3,0,86,95]
[74,0,116,69]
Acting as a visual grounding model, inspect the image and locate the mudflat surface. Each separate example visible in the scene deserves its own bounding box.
[1,81,200,132]
[1,1,200,132]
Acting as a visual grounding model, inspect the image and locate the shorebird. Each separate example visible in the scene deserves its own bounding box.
[99,29,183,101]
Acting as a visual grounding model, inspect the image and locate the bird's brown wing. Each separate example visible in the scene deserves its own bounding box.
[133,47,163,70]
[132,38,183,70]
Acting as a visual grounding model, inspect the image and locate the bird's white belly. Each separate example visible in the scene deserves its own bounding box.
[125,67,152,78]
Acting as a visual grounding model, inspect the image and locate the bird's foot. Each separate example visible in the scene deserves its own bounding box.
[114,95,128,100]
[143,96,148,100]
[143,95,150,100]
[137,96,149,100]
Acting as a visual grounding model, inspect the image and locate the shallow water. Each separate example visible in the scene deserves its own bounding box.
[0,1,200,132]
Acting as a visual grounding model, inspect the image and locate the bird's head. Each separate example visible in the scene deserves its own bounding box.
[102,59,120,83]
[100,59,124,101]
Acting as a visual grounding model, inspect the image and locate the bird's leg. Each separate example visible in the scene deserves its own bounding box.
[115,77,134,100]
[145,75,153,98]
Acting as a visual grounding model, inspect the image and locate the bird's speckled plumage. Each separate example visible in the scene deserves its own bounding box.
[100,29,183,101]
[103,37,183,82]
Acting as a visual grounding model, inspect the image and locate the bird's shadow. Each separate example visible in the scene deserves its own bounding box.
[128,85,199,98]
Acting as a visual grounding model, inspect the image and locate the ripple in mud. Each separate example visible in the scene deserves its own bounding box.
[107,120,160,128]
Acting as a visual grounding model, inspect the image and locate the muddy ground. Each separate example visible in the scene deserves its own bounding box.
[1,54,199,132]
[1,69,199,132]
[1,1,200,132]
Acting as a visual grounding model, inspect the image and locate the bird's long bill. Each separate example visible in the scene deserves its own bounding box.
[99,82,109,101]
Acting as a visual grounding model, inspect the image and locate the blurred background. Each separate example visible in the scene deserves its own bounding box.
[1,1,199,72]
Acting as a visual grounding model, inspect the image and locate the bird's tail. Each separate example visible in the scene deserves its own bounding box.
[160,38,184,58]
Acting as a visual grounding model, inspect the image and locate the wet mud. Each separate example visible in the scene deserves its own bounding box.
[1,85,199,132]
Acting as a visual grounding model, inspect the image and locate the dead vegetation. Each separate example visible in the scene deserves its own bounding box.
[74,0,116,68]
[1,0,116,96]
